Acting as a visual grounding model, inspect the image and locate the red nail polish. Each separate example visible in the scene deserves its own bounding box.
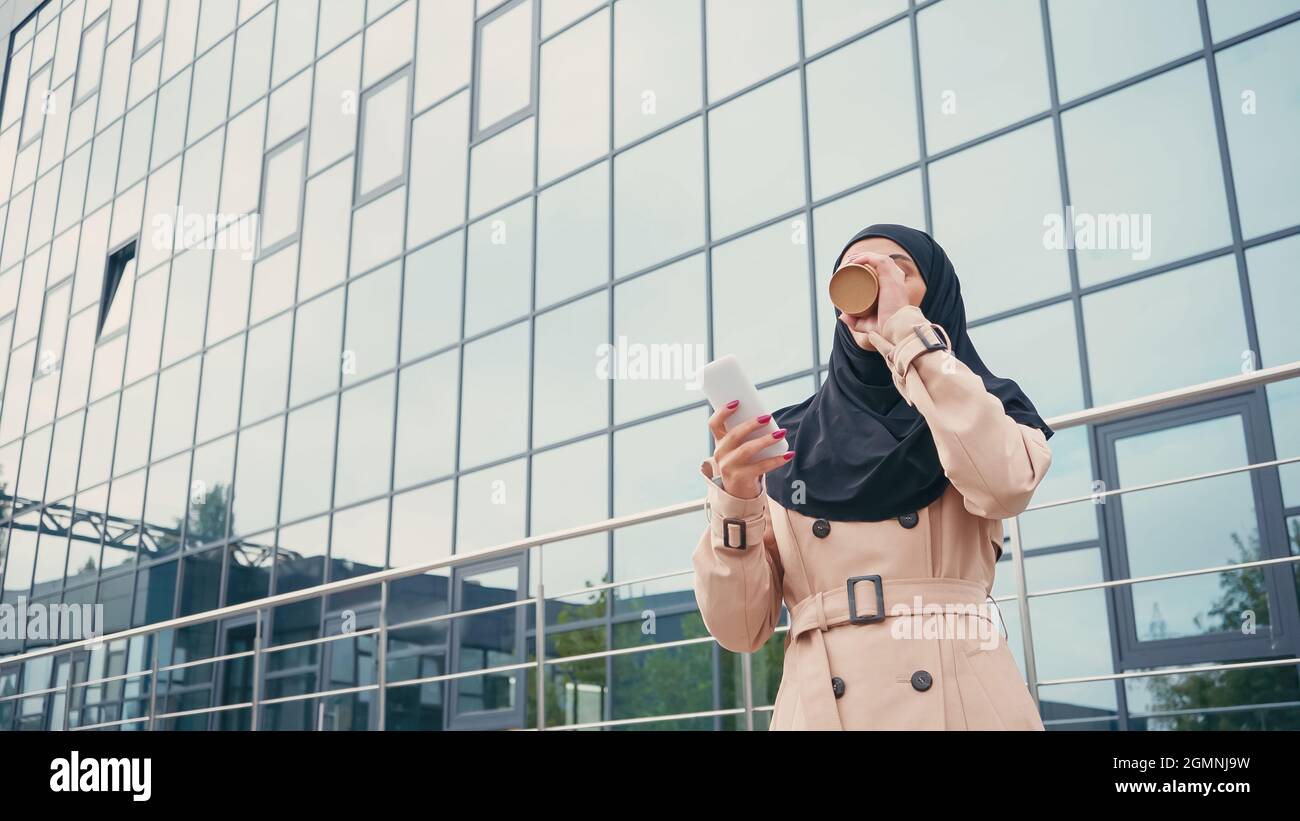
[783,451,795,461]
[772,428,786,439]
[756,414,771,424]
[726,399,739,409]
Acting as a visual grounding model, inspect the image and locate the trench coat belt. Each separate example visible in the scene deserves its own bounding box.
[787,577,993,730]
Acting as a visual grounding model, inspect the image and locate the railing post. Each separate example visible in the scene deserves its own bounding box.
[535,545,546,731]
[147,633,160,731]
[741,651,755,731]
[61,665,74,732]
[250,608,263,731]
[1007,515,1041,711]
[377,580,388,731]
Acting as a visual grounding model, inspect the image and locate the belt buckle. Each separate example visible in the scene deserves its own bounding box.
[846,575,885,624]
[721,518,747,549]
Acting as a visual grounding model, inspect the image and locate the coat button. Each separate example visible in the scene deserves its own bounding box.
[910,670,933,692]
[812,518,831,538]
[898,511,919,529]
[831,677,845,698]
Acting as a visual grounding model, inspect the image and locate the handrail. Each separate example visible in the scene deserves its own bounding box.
[2,359,1298,729]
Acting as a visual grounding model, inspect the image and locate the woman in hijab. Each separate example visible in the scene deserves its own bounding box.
[692,223,1054,730]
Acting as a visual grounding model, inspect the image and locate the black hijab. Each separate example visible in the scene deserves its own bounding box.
[765,224,1053,521]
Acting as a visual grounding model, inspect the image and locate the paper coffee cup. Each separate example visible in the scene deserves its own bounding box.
[829,262,880,316]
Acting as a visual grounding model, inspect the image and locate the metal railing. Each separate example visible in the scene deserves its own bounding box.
[2,359,1299,731]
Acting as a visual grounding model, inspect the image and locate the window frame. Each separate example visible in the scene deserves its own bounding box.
[256,130,308,260]
[470,0,539,144]
[73,12,110,106]
[353,64,413,208]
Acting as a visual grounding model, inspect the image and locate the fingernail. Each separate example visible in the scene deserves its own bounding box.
[783,451,795,461]
[756,414,771,424]
[772,428,786,439]
[725,399,739,409]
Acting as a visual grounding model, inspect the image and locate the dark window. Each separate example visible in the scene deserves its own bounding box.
[97,239,137,339]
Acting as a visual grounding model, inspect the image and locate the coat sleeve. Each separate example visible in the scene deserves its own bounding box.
[691,459,785,654]
[869,304,1053,520]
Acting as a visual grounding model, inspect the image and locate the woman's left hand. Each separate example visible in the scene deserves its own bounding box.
[837,250,910,348]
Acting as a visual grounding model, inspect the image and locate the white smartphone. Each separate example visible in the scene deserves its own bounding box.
[698,354,789,460]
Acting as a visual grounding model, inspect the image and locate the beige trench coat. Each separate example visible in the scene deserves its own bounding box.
[693,305,1053,730]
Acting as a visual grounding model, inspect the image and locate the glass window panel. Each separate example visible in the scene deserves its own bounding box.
[273,0,319,86]
[78,393,118,490]
[806,20,917,200]
[128,40,162,107]
[230,4,274,114]
[394,351,460,489]
[161,0,200,78]
[280,396,337,523]
[711,221,813,384]
[969,301,1083,420]
[455,458,527,552]
[706,0,797,101]
[613,0,702,146]
[467,117,534,217]
[533,291,609,446]
[218,100,266,216]
[151,358,199,459]
[917,0,1050,153]
[401,232,463,361]
[536,162,607,308]
[1023,548,1113,680]
[1215,21,1300,239]
[459,321,530,468]
[363,1,415,87]
[357,69,411,200]
[1083,256,1249,406]
[161,248,211,366]
[260,134,306,254]
[407,91,469,247]
[123,266,166,384]
[464,199,532,336]
[802,0,906,55]
[1115,415,1262,639]
[1267,379,1300,507]
[542,0,603,36]
[1207,0,1300,40]
[476,0,533,132]
[114,376,156,476]
[74,14,109,104]
[197,0,238,52]
[299,159,352,298]
[308,34,361,174]
[240,313,291,423]
[614,407,705,515]
[330,498,388,578]
[45,409,84,504]
[150,69,191,170]
[317,0,364,53]
[1063,62,1231,286]
[144,451,190,556]
[205,245,254,345]
[613,118,704,276]
[290,288,344,405]
[349,185,406,275]
[188,435,235,547]
[389,480,454,568]
[612,254,707,423]
[267,68,312,148]
[538,8,608,183]
[187,35,233,141]
[176,132,225,236]
[334,375,395,507]
[929,120,1069,320]
[531,434,607,534]
[231,416,283,537]
[708,73,805,238]
[251,245,299,324]
[414,0,473,109]
[343,262,400,385]
[1048,0,1200,102]
[1246,234,1300,368]
[21,61,52,146]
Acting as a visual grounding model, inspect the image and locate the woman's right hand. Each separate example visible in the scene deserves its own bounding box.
[707,401,795,500]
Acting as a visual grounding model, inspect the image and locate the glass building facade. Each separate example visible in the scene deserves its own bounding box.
[0,0,1299,731]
